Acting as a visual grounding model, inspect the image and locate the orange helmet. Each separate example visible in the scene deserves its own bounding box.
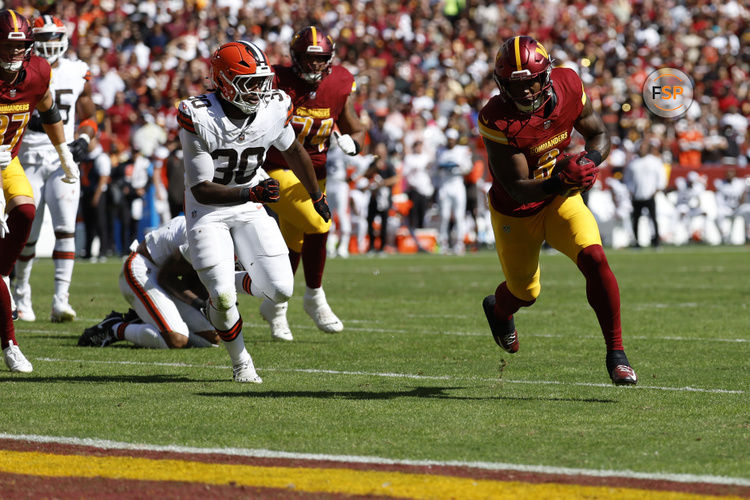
[210,41,274,114]
[33,15,68,64]
[493,36,553,113]
[290,26,335,84]
[0,10,34,72]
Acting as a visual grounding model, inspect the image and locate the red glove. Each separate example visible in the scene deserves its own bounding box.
[555,151,599,195]
[247,178,280,203]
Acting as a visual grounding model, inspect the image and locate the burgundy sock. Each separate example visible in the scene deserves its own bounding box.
[302,232,328,289]
[288,250,301,275]
[0,276,16,349]
[493,281,535,320]
[576,245,623,351]
[0,204,35,276]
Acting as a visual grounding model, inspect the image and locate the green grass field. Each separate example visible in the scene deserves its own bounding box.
[2,246,748,479]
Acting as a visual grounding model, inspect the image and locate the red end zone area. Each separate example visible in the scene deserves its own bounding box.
[0,438,747,499]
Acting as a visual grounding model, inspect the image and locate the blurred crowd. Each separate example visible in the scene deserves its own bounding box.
[13,0,750,255]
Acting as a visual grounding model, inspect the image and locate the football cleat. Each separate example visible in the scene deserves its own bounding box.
[482,295,519,353]
[3,344,33,373]
[78,311,123,347]
[122,308,140,324]
[260,298,293,341]
[13,284,35,322]
[606,350,638,386]
[232,358,262,383]
[303,287,343,333]
[50,293,76,323]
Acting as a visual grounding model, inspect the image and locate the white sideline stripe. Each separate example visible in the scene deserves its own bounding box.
[30,324,749,344]
[34,357,745,394]
[0,432,747,486]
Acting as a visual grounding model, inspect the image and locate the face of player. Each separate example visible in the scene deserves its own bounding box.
[0,40,28,73]
[505,78,543,112]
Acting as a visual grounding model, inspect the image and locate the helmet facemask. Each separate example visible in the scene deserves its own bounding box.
[495,66,552,113]
[0,40,33,72]
[217,70,273,114]
[292,51,333,84]
[34,29,67,64]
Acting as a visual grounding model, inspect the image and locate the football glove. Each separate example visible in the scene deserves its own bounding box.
[0,145,11,170]
[68,134,91,163]
[55,142,80,184]
[246,178,280,203]
[554,151,599,196]
[311,192,331,222]
[332,130,360,156]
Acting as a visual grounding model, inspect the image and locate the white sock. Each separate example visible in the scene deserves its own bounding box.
[53,237,76,297]
[223,334,250,366]
[123,323,169,349]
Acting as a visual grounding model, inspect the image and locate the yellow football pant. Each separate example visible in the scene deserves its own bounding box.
[489,194,602,302]
[267,169,331,253]
[1,157,34,202]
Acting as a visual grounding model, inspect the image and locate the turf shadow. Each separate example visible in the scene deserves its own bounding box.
[0,374,196,384]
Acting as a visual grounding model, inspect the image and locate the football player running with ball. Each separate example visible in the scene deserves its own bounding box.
[0,10,81,373]
[178,41,329,383]
[478,36,637,385]
[261,26,365,341]
[13,15,98,323]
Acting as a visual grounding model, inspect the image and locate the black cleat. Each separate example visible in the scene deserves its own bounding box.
[78,311,124,347]
[483,295,519,353]
[606,350,638,385]
[122,308,140,323]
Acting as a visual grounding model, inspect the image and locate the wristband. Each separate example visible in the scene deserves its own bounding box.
[79,118,99,135]
[584,150,603,166]
[541,176,563,194]
[78,133,92,145]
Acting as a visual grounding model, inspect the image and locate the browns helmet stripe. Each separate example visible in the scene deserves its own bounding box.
[239,40,270,67]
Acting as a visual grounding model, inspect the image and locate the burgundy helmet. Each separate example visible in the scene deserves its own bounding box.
[290,26,335,85]
[493,36,553,113]
[0,10,34,72]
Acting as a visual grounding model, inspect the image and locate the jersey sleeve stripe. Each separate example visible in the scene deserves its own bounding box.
[478,121,508,144]
[284,104,293,127]
[177,111,196,133]
[84,70,92,81]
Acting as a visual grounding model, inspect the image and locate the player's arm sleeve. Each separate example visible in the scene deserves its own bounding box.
[179,128,215,188]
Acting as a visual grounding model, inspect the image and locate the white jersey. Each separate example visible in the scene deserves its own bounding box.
[144,215,188,267]
[179,91,295,209]
[22,58,90,149]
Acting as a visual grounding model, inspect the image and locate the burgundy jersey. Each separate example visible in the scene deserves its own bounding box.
[0,55,51,157]
[478,67,587,216]
[264,64,355,180]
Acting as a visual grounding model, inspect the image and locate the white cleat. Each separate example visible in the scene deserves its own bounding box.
[232,358,262,383]
[260,298,293,341]
[50,294,76,323]
[13,285,35,322]
[337,246,349,259]
[303,287,343,333]
[3,344,33,373]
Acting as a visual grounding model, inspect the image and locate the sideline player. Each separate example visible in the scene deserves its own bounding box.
[78,215,220,349]
[12,15,97,322]
[478,36,637,385]
[0,10,80,372]
[179,41,329,382]
[261,26,365,340]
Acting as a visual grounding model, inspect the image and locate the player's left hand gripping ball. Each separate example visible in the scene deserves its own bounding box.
[312,192,331,222]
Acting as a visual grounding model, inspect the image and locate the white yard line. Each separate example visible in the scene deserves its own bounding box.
[33,357,746,394]
[0,432,747,486]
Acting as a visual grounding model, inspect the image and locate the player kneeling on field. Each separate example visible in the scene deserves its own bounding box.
[79,216,220,349]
